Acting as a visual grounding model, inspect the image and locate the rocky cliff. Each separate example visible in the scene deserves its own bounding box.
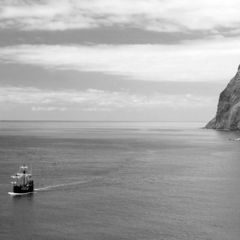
[206,65,240,130]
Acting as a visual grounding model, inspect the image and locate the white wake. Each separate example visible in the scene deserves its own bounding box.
[35,179,91,191]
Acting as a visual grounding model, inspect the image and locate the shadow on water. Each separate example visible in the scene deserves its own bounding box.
[10,193,35,240]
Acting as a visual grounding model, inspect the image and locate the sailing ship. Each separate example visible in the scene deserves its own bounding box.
[10,164,34,194]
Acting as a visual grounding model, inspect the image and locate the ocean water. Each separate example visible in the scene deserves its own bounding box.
[0,121,240,240]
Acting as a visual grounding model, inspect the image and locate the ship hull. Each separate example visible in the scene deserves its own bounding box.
[13,181,34,193]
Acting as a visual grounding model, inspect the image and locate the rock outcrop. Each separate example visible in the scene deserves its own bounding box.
[206,65,240,130]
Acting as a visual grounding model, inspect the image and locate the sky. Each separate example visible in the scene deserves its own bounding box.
[0,0,240,121]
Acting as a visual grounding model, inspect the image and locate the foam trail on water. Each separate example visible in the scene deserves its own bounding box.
[35,180,91,191]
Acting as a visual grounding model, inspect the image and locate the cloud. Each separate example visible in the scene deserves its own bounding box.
[0,0,240,34]
[0,86,215,112]
[32,106,67,111]
[0,39,240,82]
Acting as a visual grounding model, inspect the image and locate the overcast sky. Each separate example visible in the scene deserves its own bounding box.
[0,0,239,121]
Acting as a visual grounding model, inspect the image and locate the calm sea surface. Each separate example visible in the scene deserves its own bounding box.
[0,121,240,240]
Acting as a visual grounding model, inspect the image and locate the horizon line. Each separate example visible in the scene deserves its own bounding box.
[0,120,206,123]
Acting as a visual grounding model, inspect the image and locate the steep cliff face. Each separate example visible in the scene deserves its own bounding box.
[206,65,240,130]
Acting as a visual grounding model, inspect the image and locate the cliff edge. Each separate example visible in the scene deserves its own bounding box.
[206,65,240,130]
